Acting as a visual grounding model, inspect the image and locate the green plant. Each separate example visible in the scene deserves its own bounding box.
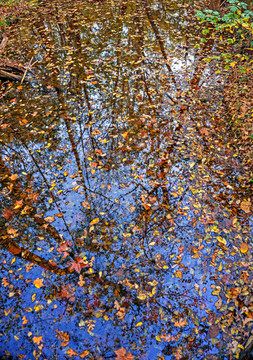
[196,0,253,70]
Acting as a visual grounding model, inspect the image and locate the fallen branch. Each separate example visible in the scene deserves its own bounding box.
[21,56,33,84]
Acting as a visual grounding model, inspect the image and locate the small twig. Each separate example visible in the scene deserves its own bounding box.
[21,56,33,84]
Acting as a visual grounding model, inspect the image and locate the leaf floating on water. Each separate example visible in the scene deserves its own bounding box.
[32,336,43,345]
[240,242,248,254]
[115,347,135,360]
[209,324,219,339]
[66,349,79,357]
[80,350,89,358]
[33,278,44,288]
[90,218,99,226]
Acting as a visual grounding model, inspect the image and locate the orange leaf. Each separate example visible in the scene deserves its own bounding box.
[90,218,99,226]
[172,317,188,328]
[13,200,23,210]
[33,278,44,288]
[33,336,43,345]
[66,349,79,357]
[55,329,69,347]
[115,347,135,360]
[80,350,89,358]
[240,243,248,254]
[175,270,183,279]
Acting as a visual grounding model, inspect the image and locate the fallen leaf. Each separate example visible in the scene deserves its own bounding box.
[33,278,44,288]
[66,349,79,357]
[13,200,23,210]
[240,243,248,254]
[115,347,135,360]
[55,329,69,347]
[240,200,251,213]
[90,218,99,226]
[3,209,14,220]
[80,350,89,358]
[69,257,89,273]
[209,324,219,338]
[33,336,43,345]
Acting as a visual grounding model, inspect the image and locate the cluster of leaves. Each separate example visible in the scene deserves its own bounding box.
[196,0,253,70]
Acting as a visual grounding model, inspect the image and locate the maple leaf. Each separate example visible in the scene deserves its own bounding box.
[115,347,135,360]
[33,336,43,345]
[3,208,14,220]
[33,278,44,288]
[69,257,89,273]
[57,240,72,256]
[57,284,75,301]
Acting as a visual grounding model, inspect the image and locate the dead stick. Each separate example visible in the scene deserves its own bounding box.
[0,36,8,57]
[21,56,33,84]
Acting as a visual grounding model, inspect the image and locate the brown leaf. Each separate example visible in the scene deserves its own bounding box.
[115,347,135,360]
[209,324,219,338]
[240,200,251,214]
[3,208,14,220]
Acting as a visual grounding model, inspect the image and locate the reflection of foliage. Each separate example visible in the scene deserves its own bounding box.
[0,0,253,359]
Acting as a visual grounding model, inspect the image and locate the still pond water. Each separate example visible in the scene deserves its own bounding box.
[0,1,253,359]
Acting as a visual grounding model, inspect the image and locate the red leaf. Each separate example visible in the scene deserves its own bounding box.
[3,209,14,220]
[69,257,89,273]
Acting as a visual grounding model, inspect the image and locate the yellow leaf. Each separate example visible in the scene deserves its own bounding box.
[64,171,68,176]
[135,322,142,327]
[240,243,248,254]
[217,236,227,245]
[11,257,16,265]
[90,218,99,226]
